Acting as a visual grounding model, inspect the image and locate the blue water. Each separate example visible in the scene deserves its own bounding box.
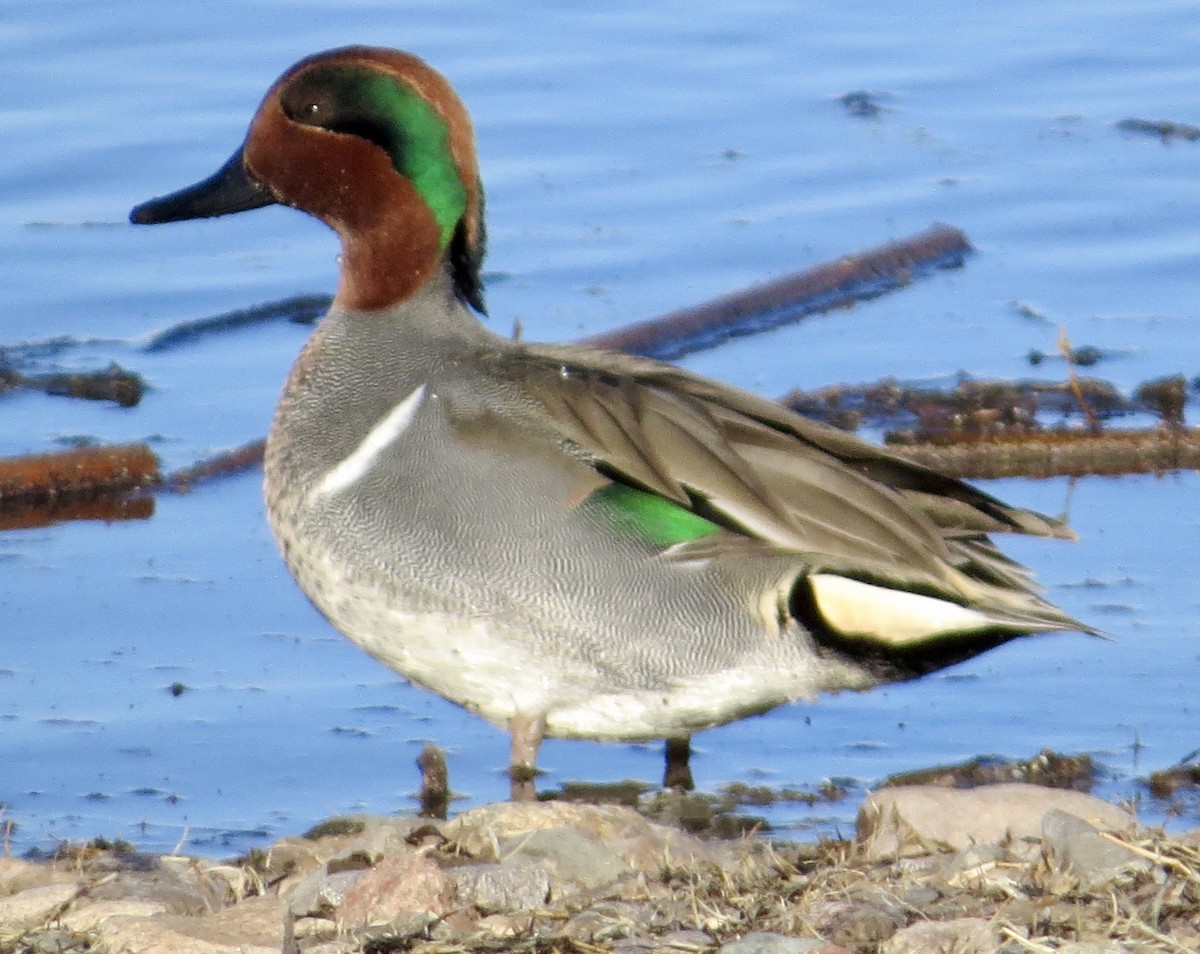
[3,1,1199,854]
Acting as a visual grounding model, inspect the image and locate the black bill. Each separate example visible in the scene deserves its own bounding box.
[130,147,276,224]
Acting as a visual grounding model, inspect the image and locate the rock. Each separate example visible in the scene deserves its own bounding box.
[880,917,997,954]
[0,882,81,931]
[1040,809,1151,890]
[316,815,430,860]
[611,941,655,954]
[941,843,1003,880]
[62,897,170,931]
[335,850,454,927]
[719,931,846,953]
[445,802,723,872]
[15,928,92,954]
[938,843,1024,896]
[0,857,81,895]
[269,815,432,892]
[286,866,368,917]
[501,827,630,892]
[1056,942,1133,954]
[84,858,229,915]
[261,836,327,884]
[857,784,1137,859]
[657,928,715,949]
[474,911,533,937]
[899,885,938,908]
[559,900,660,943]
[807,895,903,949]
[90,895,286,954]
[447,859,551,912]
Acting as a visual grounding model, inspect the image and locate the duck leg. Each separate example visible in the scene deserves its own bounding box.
[508,713,546,802]
[663,736,695,791]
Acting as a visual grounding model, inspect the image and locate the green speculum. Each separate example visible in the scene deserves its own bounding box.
[584,483,722,549]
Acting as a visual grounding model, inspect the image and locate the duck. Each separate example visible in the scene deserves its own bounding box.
[130,46,1092,800]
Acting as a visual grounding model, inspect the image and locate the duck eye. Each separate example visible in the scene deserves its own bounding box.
[282,82,335,127]
[279,69,397,156]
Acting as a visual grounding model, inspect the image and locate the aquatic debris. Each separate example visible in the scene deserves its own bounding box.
[887,426,1200,480]
[0,362,144,407]
[1117,117,1200,143]
[0,443,157,506]
[165,439,265,492]
[141,294,331,352]
[838,90,886,118]
[582,224,972,360]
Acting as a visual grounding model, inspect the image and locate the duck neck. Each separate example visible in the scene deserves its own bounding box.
[333,212,444,312]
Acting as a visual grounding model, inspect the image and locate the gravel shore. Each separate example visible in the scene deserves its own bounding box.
[2,781,1197,954]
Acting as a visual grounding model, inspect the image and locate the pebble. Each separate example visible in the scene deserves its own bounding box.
[857,783,1136,859]
[1039,808,1151,890]
[718,932,846,953]
[880,917,996,954]
[447,859,551,912]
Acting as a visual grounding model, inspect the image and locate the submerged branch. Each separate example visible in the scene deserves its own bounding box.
[142,295,330,352]
[0,364,145,407]
[165,439,265,492]
[582,224,972,360]
[786,372,1197,479]
[0,444,158,508]
[783,373,1192,433]
[886,427,1200,480]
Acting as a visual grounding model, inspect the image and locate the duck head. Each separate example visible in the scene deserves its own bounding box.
[131,46,486,314]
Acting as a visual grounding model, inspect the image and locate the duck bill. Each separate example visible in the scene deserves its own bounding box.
[130,146,276,224]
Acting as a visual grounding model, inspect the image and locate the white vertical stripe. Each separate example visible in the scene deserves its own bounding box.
[314,384,427,497]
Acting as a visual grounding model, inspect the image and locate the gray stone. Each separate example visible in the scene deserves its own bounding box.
[84,862,228,916]
[286,866,368,917]
[940,843,1004,881]
[858,784,1137,859]
[559,900,658,943]
[502,827,631,891]
[610,940,655,954]
[1041,809,1151,890]
[448,859,550,913]
[327,815,431,860]
[473,911,534,938]
[0,857,81,895]
[899,885,938,908]
[90,895,287,954]
[62,897,171,932]
[16,929,92,954]
[880,917,997,954]
[0,883,82,931]
[445,802,722,872]
[655,928,715,950]
[808,896,902,949]
[718,932,838,954]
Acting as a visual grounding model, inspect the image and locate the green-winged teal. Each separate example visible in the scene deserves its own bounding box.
[131,46,1092,799]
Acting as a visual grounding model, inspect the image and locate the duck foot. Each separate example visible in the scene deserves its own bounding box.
[663,737,695,791]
